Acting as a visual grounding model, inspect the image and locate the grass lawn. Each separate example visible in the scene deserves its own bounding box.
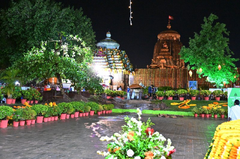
[112,99,228,117]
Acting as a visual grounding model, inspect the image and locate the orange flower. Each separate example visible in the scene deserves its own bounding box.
[45,103,48,106]
[108,148,112,152]
[144,151,154,159]
[127,131,135,141]
[113,147,120,152]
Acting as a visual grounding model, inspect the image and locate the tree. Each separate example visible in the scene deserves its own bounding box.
[11,34,102,99]
[0,0,96,68]
[179,14,238,88]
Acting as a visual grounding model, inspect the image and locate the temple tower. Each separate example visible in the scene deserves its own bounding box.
[149,21,185,68]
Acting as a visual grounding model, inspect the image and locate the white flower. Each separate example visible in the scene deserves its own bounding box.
[160,156,166,159]
[134,156,141,159]
[127,149,134,157]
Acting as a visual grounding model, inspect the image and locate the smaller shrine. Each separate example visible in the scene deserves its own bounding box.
[92,32,134,90]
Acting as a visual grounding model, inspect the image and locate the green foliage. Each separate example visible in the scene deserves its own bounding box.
[12,87,22,99]
[191,107,199,114]
[157,86,172,91]
[213,90,223,97]
[84,106,91,112]
[31,104,48,116]
[189,90,199,96]
[70,101,85,112]
[58,102,73,114]
[21,90,31,100]
[51,105,62,116]
[200,90,212,96]
[85,102,99,113]
[218,108,225,115]
[165,90,175,97]
[143,87,148,95]
[156,91,165,97]
[0,106,14,119]
[22,107,37,120]
[179,14,238,88]
[12,108,24,121]
[176,89,188,96]
[0,0,96,68]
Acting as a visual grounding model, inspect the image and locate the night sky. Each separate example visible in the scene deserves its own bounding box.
[2,0,240,68]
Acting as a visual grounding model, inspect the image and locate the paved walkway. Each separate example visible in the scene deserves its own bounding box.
[0,114,226,159]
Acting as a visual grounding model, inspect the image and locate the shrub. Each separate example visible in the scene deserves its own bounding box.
[213,90,223,97]
[176,89,187,97]
[191,107,199,115]
[165,90,175,97]
[12,108,24,121]
[0,106,14,120]
[200,90,212,96]
[84,106,91,112]
[22,107,37,120]
[85,102,99,113]
[31,104,48,116]
[156,91,165,97]
[189,90,199,96]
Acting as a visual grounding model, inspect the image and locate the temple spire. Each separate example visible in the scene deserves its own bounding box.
[167,20,171,29]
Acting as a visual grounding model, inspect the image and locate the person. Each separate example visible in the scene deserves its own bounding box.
[229,99,240,121]
[118,86,122,91]
[127,86,130,100]
[131,89,135,100]
[148,86,152,98]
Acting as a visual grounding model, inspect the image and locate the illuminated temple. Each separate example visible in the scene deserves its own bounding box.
[92,32,134,90]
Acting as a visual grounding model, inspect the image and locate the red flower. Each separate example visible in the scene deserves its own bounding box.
[145,127,154,135]
[167,149,176,156]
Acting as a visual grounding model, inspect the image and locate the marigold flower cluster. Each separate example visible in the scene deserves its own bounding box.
[97,108,175,159]
[205,119,240,159]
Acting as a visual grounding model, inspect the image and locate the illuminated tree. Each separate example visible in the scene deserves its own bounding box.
[179,14,238,88]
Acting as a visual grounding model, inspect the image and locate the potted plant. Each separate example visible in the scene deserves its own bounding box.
[31,88,42,104]
[189,90,199,100]
[51,104,61,121]
[22,107,37,125]
[213,108,219,118]
[200,90,212,101]
[104,89,112,99]
[156,91,165,100]
[224,91,228,100]
[213,90,223,101]
[98,105,103,115]
[31,104,48,123]
[86,102,99,116]
[191,107,199,117]
[0,106,14,128]
[58,102,68,120]
[21,90,30,104]
[12,87,22,104]
[218,108,225,119]
[84,105,91,116]
[177,89,187,101]
[165,90,175,100]
[65,103,74,119]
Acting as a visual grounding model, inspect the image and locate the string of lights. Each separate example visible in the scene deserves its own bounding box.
[129,0,133,25]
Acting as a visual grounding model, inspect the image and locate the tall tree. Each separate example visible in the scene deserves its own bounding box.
[0,0,96,68]
[179,14,238,88]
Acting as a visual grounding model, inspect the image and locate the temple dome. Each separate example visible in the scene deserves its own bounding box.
[157,23,180,40]
[96,32,120,49]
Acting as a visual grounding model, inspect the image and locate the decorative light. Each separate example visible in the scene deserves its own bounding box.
[206,77,209,81]
[218,64,221,70]
[129,0,133,25]
[223,81,226,85]
[189,70,193,77]
[199,68,202,73]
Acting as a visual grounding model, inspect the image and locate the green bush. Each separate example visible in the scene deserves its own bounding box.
[12,108,24,121]
[157,86,172,91]
[213,90,223,97]
[0,106,14,120]
[165,90,175,97]
[189,90,199,96]
[31,104,48,116]
[191,107,199,115]
[176,89,187,97]
[156,91,165,97]
[22,107,37,120]
[200,90,212,96]
[84,106,91,112]
[85,102,99,113]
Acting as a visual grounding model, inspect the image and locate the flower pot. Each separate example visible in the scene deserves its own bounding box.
[82,113,85,117]
[97,111,101,115]
[194,114,198,117]
[107,96,112,99]
[204,97,209,101]
[90,111,94,116]
[6,98,13,105]
[30,100,34,104]
[102,110,106,114]
[191,96,196,100]
[36,116,43,123]
[205,114,209,118]
[79,113,83,117]
[31,119,36,125]
[12,99,16,104]
[208,114,212,118]
[85,112,89,116]
[48,117,52,121]
[60,114,66,120]
[179,97,184,101]
[215,97,220,101]
[214,114,218,118]
[35,100,38,104]
[27,101,30,104]
[54,116,58,121]
[20,120,25,126]
[158,96,164,100]
[201,114,205,118]
[74,112,79,118]
[26,120,32,125]
[13,121,19,127]
[70,114,75,118]
[109,110,112,114]
[21,99,27,105]
[221,114,225,119]
[167,97,173,100]
[44,118,48,122]
[0,119,9,128]
[66,114,70,119]
[51,117,54,121]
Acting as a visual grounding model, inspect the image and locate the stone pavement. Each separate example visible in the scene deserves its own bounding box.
[0,114,226,159]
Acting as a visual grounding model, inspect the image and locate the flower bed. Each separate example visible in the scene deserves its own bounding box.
[204,119,240,159]
[97,108,176,158]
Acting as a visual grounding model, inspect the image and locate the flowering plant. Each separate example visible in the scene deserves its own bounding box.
[97,108,176,159]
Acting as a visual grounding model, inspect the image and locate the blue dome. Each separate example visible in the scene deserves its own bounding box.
[96,32,120,49]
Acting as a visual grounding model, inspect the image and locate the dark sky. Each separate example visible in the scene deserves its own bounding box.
[2,0,240,68]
